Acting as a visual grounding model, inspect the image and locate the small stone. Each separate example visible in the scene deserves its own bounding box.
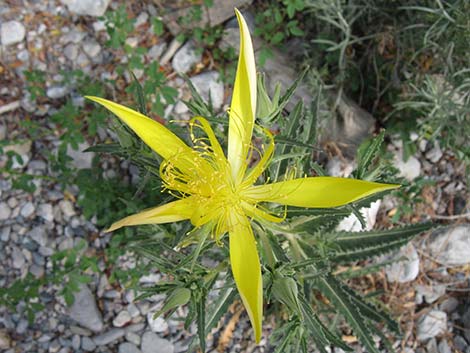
[20,201,35,218]
[439,297,459,313]
[59,200,75,219]
[0,124,6,140]
[72,335,81,351]
[64,43,79,61]
[141,331,174,353]
[12,246,26,269]
[417,310,447,341]
[93,328,125,346]
[385,243,420,283]
[30,264,44,278]
[16,319,28,334]
[438,339,451,353]
[37,204,54,222]
[62,0,112,17]
[0,202,11,221]
[2,140,32,169]
[82,40,101,58]
[147,313,168,333]
[81,336,96,352]
[415,284,447,304]
[113,311,132,327]
[127,303,140,318]
[394,154,421,181]
[125,37,139,48]
[0,330,11,349]
[69,284,104,333]
[66,141,94,169]
[425,142,443,163]
[47,86,69,99]
[28,226,48,246]
[119,342,142,353]
[453,336,468,352]
[428,225,470,266]
[1,20,26,46]
[172,40,202,74]
[62,29,86,44]
[147,42,167,61]
[189,71,224,111]
[174,101,188,115]
[135,12,149,27]
[125,331,141,346]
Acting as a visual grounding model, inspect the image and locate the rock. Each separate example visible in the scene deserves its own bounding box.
[2,140,32,169]
[66,141,94,169]
[0,330,11,349]
[62,29,86,44]
[393,154,421,181]
[385,243,420,283]
[20,201,35,218]
[190,71,225,111]
[415,284,447,304]
[416,310,447,341]
[82,40,101,58]
[11,246,26,269]
[119,342,142,353]
[30,264,44,278]
[172,40,202,74]
[113,311,132,327]
[0,202,11,221]
[81,336,96,352]
[164,0,252,35]
[439,297,459,313]
[72,334,81,350]
[1,20,26,46]
[425,141,443,163]
[0,124,6,140]
[16,319,28,334]
[147,42,167,61]
[69,284,104,333]
[337,200,381,232]
[160,38,182,65]
[125,331,141,346]
[93,328,125,346]
[438,339,451,353]
[428,225,470,266]
[141,331,174,353]
[147,313,168,333]
[28,226,48,246]
[37,204,54,222]
[61,0,112,17]
[64,43,79,61]
[59,200,75,219]
[426,338,438,353]
[453,335,468,352]
[47,86,69,99]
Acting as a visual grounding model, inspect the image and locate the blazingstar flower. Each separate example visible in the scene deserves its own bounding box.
[86,9,398,343]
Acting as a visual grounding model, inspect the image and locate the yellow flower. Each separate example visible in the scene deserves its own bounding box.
[86,9,398,343]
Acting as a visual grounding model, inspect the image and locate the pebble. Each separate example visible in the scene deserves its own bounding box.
[93,328,125,346]
[394,154,421,181]
[147,42,167,61]
[438,339,451,353]
[59,200,75,219]
[416,310,447,341]
[385,243,420,283]
[72,335,81,350]
[113,310,132,327]
[0,330,11,349]
[119,342,142,353]
[125,331,141,346]
[428,224,470,266]
[28,226,48,246]
[0,202,11,221]
[81,336,96,352]
[66,141,94,169]
[82,39,102,58]
[172,40,202,74]
[415,284,447,304]
[62,0,112,17]
[37,204,54,222]
[20,201,35,218]
[11,246,26,269]
[69,284,104,333]
[64,43,79,61]
[141,331,174,353]
[1,20,26,46]
[147,313,169,333]
[189,71,225,111]
[47,86,69,99]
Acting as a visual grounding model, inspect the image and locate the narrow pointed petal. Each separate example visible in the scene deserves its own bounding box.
[244,177,399,208]
[85,96,194,168]
[229,212,263,342]
[228,9,257,182]
[106,198,194,232]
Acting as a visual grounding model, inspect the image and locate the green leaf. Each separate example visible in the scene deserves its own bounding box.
[331,222,433,263]
[131,71,147,115]
[354,130,385,180]
[272,274,302,317]
[153,287,191,319]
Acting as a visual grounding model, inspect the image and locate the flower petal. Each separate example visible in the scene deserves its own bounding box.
[85,96,195,171]
[106,198,194,232]
[244,177,399,208]
[228,9,257,183]
[228,212,263,343]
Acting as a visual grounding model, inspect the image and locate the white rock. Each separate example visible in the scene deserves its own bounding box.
[66,141,94,169]
[93,328,125,346]
[393,153,421,181]
[1,21,26,46]
[141,331,174,353]
[11,246,26,269]
[125,331,141,346]
[190,71,225,111]
[82,40,102,58]
[28,226,48,247]
[69,284,104,333]
[0,202,11,221]
[113,311,132,327]
[428,225,470,266]
[61,0,111,17]
[64,43,79,61]
[172,40,202,74]
[37,204,54,222]
[119,342,142,353]
[415,284,447,304]
[135,12,149,27]
[147,42,167,61]
[146,313,168,333]
[385,243,420,283]
[417,310,447,341]
[337,200,381,232]
[20,201,35,218]
[47,86,69,99]
[59,200,76,219]
[425,141,443,163]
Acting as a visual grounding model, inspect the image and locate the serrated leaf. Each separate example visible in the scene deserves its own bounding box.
[153,287,191,319]
[355,130,385,180]
[331,222,433,263]
[84,143,122,153]
[272,275,302,317]
[131,71,147,115]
